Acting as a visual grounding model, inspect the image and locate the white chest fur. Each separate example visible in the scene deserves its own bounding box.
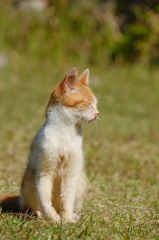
[28,104,83,170]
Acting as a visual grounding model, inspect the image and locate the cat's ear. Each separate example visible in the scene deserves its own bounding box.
[60,67,78,93]
[78,69,89,85]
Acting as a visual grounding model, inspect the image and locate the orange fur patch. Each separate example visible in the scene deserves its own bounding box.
[21,168,35,189]
[61,83,95,108]
[46,68,96,116]
[46,82,95,112]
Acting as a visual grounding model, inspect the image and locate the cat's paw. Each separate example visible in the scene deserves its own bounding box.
[60,212,77,223]
[27,210,42,219]
[72,213,79,221]
[43,209,61,223]
[49,212,61,223]
[51,213,61,223]
[34,210,42,218]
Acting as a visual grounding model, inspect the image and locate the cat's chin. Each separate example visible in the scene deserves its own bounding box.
[76,118,95,125]
[87,115,99,123]
[84,118,97,124]
[87,119,94,124]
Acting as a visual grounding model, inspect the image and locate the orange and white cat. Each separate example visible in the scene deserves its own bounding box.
[0,67,99,223]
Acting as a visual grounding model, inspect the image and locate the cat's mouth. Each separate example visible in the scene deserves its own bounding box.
[88,116,98,123]
[84,116,99,124]
[87,120,94,124]
[77,114,99,124]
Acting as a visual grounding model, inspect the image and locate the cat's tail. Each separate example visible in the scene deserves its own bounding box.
[0,195,21,212]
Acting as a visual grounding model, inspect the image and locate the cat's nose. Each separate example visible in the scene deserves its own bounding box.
[95,111,99,118]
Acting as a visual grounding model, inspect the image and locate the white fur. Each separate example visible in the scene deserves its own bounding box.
[20,103,88,222]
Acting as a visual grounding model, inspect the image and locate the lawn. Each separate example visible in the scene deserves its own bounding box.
[0,52,159,239]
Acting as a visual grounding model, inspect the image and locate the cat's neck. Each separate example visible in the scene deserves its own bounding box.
[46,103,80,131]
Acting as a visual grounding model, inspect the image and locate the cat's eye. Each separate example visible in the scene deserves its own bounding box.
[83,100,92,108]
[83,100,89,105]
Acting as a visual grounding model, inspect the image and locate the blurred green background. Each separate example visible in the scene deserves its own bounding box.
[1,0,159,68]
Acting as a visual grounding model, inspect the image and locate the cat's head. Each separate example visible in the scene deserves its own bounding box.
[47,67,99,124]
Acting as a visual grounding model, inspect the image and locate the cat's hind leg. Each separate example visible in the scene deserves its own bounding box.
[20,168,41,217]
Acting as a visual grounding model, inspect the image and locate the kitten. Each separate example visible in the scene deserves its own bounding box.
[0,67,99,223]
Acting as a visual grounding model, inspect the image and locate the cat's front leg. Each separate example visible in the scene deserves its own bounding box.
[60,153,82,223]
[36,169,60,222]
[60,178,78,223]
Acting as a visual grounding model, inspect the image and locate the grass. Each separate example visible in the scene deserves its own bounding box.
[1,51,159,239]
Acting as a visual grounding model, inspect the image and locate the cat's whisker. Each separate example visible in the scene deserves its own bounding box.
[96,90,105,99]
[95,118,104,142]
[94,119,99,137]
[97,100,105,104]
[83,124,88,135]
[95,119,98,130]
[98,114,107,116]
[82,120,88,135]
[97,96,107,101]
[75,117,81,125]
